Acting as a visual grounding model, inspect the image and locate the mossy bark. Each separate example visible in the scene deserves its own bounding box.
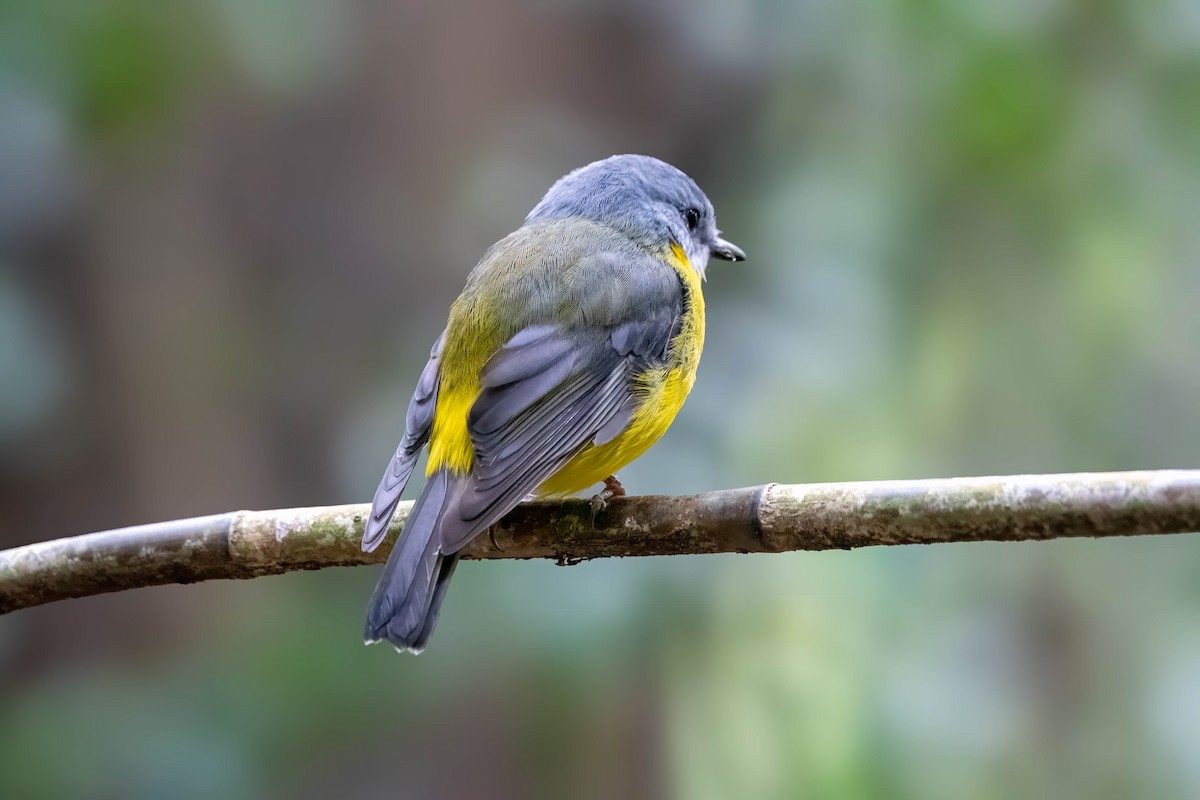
[2,471,1198,615]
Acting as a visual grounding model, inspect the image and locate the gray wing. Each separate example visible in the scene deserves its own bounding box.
[362,330,446,552]
[439,286,683,553]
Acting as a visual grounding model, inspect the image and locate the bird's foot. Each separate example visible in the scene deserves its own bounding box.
[487,524,505,553]
[590,475,627,519]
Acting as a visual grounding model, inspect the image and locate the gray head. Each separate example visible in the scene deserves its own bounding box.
[525,154,745,276]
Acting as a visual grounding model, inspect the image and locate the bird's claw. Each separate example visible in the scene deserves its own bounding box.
[589,475,627,521]
[487,524,504,553]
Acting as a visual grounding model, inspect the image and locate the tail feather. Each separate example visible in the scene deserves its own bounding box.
[408,554,460,653]
[364,471,460,652]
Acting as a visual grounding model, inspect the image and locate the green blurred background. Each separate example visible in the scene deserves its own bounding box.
[2,1,1199,797]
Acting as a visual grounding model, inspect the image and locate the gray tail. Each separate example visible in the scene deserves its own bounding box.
[364,471,461,653]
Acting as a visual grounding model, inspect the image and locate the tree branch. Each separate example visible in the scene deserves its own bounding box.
[2,470,1198,615]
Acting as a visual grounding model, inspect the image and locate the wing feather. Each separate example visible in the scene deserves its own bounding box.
[362,330,446,552]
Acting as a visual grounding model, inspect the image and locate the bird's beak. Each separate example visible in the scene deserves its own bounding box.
[711,236,746,262]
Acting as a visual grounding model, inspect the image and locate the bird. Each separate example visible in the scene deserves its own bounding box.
[362,154,745,653]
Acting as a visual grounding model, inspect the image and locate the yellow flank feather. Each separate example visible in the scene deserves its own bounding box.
[425,292,497,475]
[426,385,476,474]
[535,241,704,496]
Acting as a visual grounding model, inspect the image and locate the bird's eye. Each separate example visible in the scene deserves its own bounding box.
[684,207,701,231]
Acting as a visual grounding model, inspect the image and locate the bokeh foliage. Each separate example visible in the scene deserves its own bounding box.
[1,1,1198,798]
